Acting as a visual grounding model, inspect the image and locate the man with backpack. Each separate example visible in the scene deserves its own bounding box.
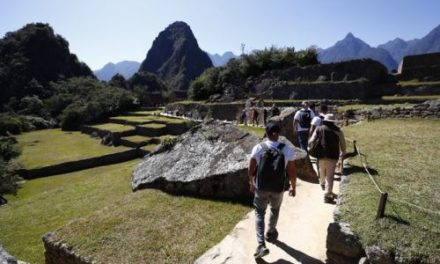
[293,101,315,151]
[309,104,328,137]
[248,121,297,259]
[308,114,346,203]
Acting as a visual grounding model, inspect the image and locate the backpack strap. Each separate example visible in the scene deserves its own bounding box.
[277,143,285,151]
[260,142,269,152]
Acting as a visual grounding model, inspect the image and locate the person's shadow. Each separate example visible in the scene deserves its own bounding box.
[254,240,324,264]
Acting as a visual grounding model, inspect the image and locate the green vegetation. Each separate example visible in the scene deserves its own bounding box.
[382,95,440,102]
[111,114,187,124]
[188,46,319,100]
[121,135,151,143]
[342,119,440,261]
[0,23,93,106]
[398,79,440,87]
[141,143,160,152]
[138,123,167,129]
[0,138,21,196]
[336,103,415,112]
[237,125,266,138]
[0,159,249,263]
[129,109,163,116]
[90,123,135,133]
[16,129,129,169]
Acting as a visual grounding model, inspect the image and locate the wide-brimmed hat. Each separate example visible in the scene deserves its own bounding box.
[265,121,281,135]
[324,113,337,122]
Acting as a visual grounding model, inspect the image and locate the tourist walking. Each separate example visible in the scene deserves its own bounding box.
[248,121,297,259]
[293,101,315,151]
[270,103,280,117]
[308,114,346,203]
[251,107,259,126]
[309,104,328,139]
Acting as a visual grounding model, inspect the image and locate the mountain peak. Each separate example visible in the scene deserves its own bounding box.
[345,32,355,39]
[139,21,212,92]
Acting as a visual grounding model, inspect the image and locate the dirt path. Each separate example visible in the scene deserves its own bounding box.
[195,178,339,264]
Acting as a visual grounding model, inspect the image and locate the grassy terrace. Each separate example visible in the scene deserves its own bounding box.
[121,135,152,143]
[90,123,135,133]
[398,80,440,87]
[382,95,440,102]
[137,123,167,129]
[342,119,440,261]
[129,109,163,116]
[237,125,265,138]
[112,115,188,124]
[16,129,129,169]
[0,158,249,263]
[336,103,416,112]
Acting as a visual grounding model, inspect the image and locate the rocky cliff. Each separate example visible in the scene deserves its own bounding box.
[138,21,213,94]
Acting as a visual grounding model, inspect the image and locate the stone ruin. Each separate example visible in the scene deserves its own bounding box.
[398,52,440,81]
[132,120,309,201]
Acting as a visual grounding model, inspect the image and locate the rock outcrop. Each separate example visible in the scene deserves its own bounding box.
[138,21,213,94]
[0,245,17,264]
[132,121,307,200]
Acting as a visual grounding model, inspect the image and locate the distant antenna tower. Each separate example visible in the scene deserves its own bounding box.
[241,43,245,55]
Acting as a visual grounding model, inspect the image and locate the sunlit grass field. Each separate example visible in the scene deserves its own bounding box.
[342,119,440,262]
[0,159,249,263]
[90,123,136,133]
[15,129,129,169]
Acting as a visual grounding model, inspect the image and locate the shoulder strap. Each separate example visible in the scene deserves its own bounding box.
[277,143,285,151]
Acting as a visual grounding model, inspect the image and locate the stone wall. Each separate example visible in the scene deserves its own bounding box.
[345,100,440,122]
[43,233,93,264]
[164,102,243,121]
[263,81,370,100]
[18,149,140,179]
[399,52,440,81]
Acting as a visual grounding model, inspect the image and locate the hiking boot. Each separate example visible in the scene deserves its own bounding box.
[324,195,334,203]
[265,229,278,242]
[253,244,269,259]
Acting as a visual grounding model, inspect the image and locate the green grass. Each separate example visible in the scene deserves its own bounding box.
[382,95,440,102]
[398,80,440,87]
[138,123,167,129]
[110,115,156,123]
[15,129,130,169]
[121,135,151,143]
[336,103,415,112]
[90,123,136,133]
[237,125,266,138]
[129,109,163,115]
[0,159,249,264]
[341,119,440,261]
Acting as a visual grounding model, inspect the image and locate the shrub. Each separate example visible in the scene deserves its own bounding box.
[60,104,85,131]
[0,114,24,135]
[0,139,22,196]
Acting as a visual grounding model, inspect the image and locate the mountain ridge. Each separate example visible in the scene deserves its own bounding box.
[94,61,140,81]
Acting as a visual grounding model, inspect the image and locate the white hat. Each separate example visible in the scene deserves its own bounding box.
[324,113,336,122]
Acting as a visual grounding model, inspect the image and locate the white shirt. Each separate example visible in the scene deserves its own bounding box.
[294,108,315,131]
[250,140,296,168]
[311,114,325,127]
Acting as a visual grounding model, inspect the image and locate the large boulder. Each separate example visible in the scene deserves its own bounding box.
[132,121,259,200]
[0,245,17,264]
[132,121,307,200]
[270,107,319,183]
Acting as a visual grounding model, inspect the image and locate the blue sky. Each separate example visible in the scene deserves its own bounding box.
[1,0,439,70]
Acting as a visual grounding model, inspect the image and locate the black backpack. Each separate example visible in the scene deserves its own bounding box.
[256,143,286,192]
[299,110,312,128]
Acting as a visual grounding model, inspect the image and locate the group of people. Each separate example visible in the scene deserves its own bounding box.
[240,104,281,126]
[248,101,346,259]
